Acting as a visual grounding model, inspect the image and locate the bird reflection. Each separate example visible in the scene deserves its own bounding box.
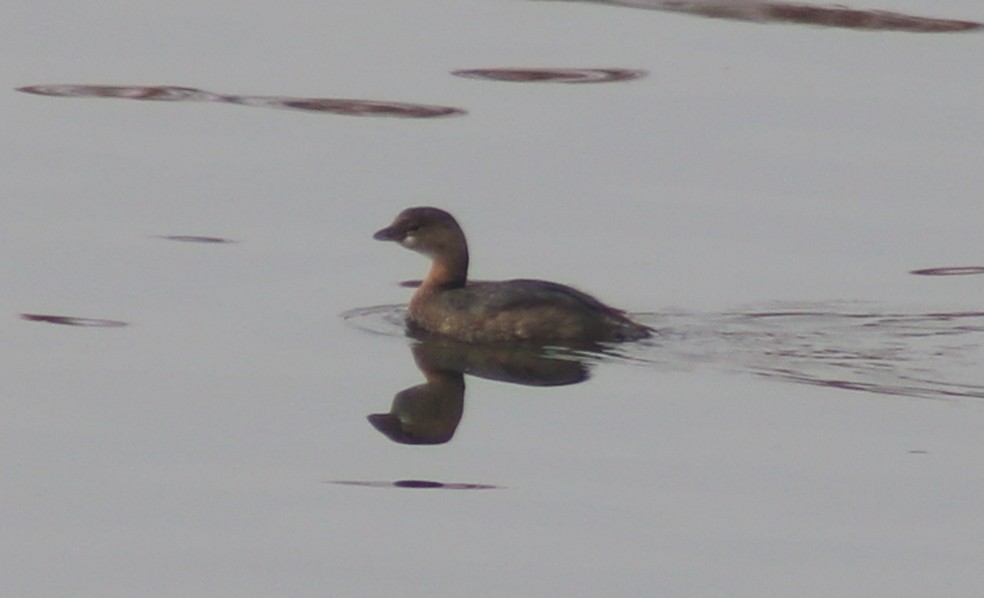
[368,335,592,445]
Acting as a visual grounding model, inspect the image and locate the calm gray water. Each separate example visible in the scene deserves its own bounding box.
[3,1,983,596]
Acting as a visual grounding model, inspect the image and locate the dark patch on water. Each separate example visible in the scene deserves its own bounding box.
[16,84,466,118]
[451,68,646,83]
[547,0,983,32]
[20,313,128,327]
[156,235,236,244]
[910,266,984,276]
[328,480,500,490]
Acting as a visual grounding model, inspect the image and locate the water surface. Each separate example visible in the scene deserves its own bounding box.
[4,0,984,596]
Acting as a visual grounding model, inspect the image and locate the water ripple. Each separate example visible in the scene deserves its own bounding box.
[328,480,500,490]
[910,266,984,276]
[17,84,465,118]
[156,235,236,244]
[634,306,984,400]
[344,303,984,401]
[451,68,646,83]
[20,313,128,327]
[544,0,983,32]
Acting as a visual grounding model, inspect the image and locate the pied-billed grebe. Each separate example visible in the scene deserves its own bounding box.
[373,207,652,344]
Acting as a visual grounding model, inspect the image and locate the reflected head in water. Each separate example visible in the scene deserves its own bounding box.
[373,207,652,344]
[368,336,591,445]
[368,339,466,445]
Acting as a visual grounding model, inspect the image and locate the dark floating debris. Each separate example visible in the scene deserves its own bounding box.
[156,235,236,244]
[451,68,647,83]
[553,0,983,32]
[16,84,466,118]
[328,480,500,490]
[20,314,128,327]
[910,266,984,276]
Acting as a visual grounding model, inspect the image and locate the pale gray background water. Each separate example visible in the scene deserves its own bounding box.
[3,1,983,596]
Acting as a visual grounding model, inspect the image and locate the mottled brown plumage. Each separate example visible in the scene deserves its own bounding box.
[374,207,651,344]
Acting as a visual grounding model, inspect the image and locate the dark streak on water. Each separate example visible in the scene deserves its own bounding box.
[16,85,466,118]
[328,480,501,490]
[451,68,647,83]
[156,235,236,244]
[910,266,984,276]
[20,314,128,327]
[551,0,983,32]
[343,303,984,401]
